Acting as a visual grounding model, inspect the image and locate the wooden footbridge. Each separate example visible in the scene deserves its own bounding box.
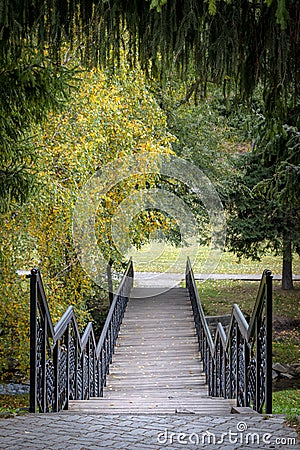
[69,287,234,414]
[28,258,273,415]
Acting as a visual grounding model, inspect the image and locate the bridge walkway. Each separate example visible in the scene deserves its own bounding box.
[69,287,234,414]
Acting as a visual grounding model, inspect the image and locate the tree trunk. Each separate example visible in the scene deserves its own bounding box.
[282,235,293,290]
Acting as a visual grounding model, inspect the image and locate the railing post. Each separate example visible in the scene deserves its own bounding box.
[211,357,215,396]
[107,259,113,305]
[74,335,79,399]
[87,338,90,399]
[229,334,233,399]
[236,328,241,406]
[219,344,224,397]
[29,269,38,413]
[65,325,70,410]
[255,315,261,412]
[80,352,85,400]
[96,359,100,397]
[224,350,229,399]
[41,316,47,412]
[265,270,273,414]
[105,337,109,377]
[92,346,96,397]
[53,343,59,412]
[100,349,104,396]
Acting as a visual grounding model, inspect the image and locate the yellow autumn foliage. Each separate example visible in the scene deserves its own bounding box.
[0,65,175,379]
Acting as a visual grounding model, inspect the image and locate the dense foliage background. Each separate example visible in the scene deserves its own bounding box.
[0,0,299,380]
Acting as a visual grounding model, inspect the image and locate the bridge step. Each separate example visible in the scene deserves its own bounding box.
[69,288,235,414]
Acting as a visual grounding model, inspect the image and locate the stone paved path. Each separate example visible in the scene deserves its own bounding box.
[0,413,298,449]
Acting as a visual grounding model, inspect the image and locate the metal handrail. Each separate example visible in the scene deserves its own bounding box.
[186,257,273,413]
[96,260,133,356]
[29,259,133,413]
[228,304,249,341]
[54,307,80,342]
[186,258,215,354]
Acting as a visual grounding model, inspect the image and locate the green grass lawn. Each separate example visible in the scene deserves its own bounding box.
[0,394,29,418]
[273,390,300,416]
[196,279,300,318]
[130,242,300,275]
[273,390,300,436]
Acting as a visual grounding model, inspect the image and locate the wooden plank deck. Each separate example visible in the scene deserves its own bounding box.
[69,287,235,414]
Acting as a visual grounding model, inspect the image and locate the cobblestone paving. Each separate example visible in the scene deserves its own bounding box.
[0,413,298,449]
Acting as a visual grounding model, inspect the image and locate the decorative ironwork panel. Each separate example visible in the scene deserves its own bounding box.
[186,258,272,414]
[230,323,237,399]
[68,335,76,400]
[36,322,44,411]
[246,356,256,409]
[29,260,133,413]
[89,344,96,397]
[257,320,267,412]
[58,344,68,409]
[82,351,89,400]
[46,358,54,412]
[237,337,245,406]
[77,358,83,400]
[225,353,231,399]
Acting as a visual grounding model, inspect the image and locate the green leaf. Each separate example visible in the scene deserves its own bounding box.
[149,0,167,12]
[276,0,289,29]
[207,0,217,15]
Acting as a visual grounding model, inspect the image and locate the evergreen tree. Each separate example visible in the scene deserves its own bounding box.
[226,151,300,290]
[0,50,73,212]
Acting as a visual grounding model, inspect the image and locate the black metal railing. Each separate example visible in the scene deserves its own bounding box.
[186,257,273,414]
[29,259,133,413]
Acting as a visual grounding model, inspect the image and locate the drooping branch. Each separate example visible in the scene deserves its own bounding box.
[1,1,299,118]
